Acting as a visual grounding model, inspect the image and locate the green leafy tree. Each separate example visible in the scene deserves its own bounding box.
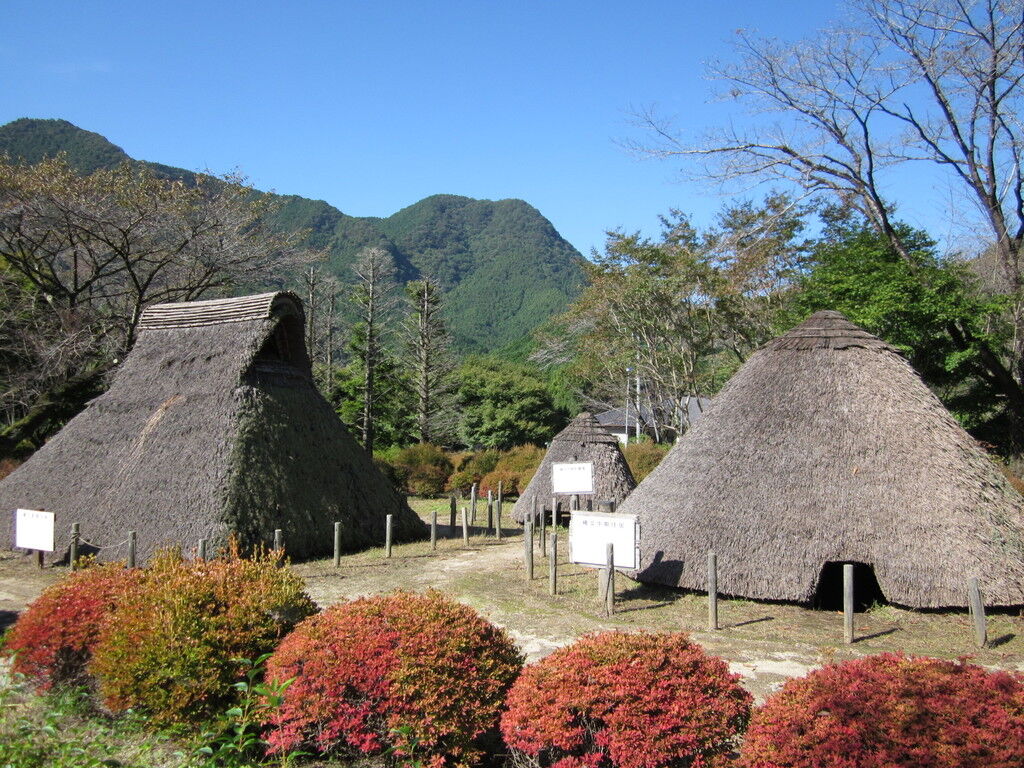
[455,358,566,449]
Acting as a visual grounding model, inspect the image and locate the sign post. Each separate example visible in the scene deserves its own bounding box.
[568,511,638,569]
[15,508,55,568]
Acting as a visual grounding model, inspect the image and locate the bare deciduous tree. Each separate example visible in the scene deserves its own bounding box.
[632,0,1024,421]
[404,277,456,445]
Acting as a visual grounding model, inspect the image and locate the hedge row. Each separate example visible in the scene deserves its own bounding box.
[377,440,670,497]
[6,556,1024,768]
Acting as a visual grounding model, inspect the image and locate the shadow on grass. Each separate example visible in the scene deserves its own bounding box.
[989,633,1015,648]
[729,615,774,628]
[856,627,900,643]
[0,609,18,633]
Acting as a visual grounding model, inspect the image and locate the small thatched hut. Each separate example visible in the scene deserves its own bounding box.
[512,412,635,523]
[0,292,425,563]
[622,310,1024,609]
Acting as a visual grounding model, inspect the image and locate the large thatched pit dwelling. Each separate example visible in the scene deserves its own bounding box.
[512,411,636,523]
[0,292,426,563]
[621,310,1024,609]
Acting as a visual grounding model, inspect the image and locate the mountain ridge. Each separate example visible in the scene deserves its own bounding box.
[0,117,584,354]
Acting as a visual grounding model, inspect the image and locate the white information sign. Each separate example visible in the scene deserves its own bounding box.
[551,461,594,494]
[15,509,55,552]
[569,511,637,569]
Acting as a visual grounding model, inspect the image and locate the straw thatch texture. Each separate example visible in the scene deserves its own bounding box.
[622,311,1024,608]
[0,292,425,564]
[512,412,636,523]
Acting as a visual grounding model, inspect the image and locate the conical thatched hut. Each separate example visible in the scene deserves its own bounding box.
[0,292,426,563]
[623,311,1024,608]
[512,412,635,523]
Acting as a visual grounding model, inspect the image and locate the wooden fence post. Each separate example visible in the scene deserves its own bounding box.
[496,495,502,540]
[198,538,207,562]
[461,506,469,545]
[449,495,457,531]
[540,499,548,558]
[605,543,615,617]
[69,522,79,570]
[333,522,342,567]
[524,521,534,581]
[549,528,558,596]
[843,563,855,644]
[385,515,393,558]
[487,490,494,536]
[470,484,478,524]
[430,508,437,550]
[707,551,719,631]
[127,531,137,569]
[968,577,987,648]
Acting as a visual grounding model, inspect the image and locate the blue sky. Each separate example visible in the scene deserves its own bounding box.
[2,1,960,257]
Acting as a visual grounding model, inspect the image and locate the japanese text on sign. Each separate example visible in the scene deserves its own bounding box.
[551,461,594,494]
[569,511,637,569]
[15,508,54,552]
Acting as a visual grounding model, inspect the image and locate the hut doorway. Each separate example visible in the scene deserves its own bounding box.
[813,561,886,611]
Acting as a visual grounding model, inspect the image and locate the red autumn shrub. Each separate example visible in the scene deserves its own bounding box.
[740,653,1024,768]
[391,442,454,497]
[4,561,140,691]
[89,544,316,727]
[501,631,752,768]
[264,589,523,767]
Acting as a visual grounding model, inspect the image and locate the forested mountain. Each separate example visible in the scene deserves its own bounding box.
[0,118,584,353]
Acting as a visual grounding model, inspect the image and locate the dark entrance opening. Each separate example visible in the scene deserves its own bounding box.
[813,561,886,612]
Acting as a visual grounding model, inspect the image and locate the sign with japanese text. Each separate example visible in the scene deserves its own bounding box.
[15,508,54,552]
[569,511,637,569]
[551,461,594,494]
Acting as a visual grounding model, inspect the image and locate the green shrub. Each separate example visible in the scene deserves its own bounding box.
[741,653,1024,768]
[622,441,670,482]
[264,590,523,767]
[390,442,453,497]
[89,545,317,727]
[445,449,501,494]
[502,631,751,768]
[4,561,141,692]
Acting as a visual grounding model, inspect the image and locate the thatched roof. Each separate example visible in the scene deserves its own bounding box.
[0,292,425,564]
[512,412,636,522]
[622,310,1024,608]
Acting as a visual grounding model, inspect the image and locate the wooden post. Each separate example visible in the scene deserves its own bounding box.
[707,551,719,631]
[273,528,283,552]
[540,499,548,558]
[127,531,137,569]
[36,549,43,569]
[496,482,503,539]
[69,522,79,570]
[524,521,534,581]
[470,483,478,524]
[531,494,538,527]
[430,508,437,550]
[449,495,457,531]
[333,522,342,567]
[605,543,615,617]
[198,538,207,562]
[843,563,854,644]
[385,515,393,558]
[461,506,469,545]
[549,528,558,596]
[487,490,494,536]
[968,578,987,648]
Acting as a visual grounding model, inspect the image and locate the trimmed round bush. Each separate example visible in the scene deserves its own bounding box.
[501,631,752,768]
[4,561,140,691]
[264,589,524,767]
[89,545,316,727]
[392,442,453,496]
[741,653,1024,768]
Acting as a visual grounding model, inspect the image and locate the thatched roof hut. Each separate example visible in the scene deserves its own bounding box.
[622,311,1024,608]
[0,292,425,563]
[512,412,635,523]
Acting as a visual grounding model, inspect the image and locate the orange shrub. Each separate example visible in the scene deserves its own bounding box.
[264,590,523,767]
[622,441,670,482]
[502,631,751,768]
[391,442,453,497]
[741,653,1024,768]
[4,561,140,691]
[89,545,316,727]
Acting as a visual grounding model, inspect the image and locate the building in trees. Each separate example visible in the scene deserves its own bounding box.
[0,292,425,563]
[512,412,635,524]
[621,311,1024,608]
